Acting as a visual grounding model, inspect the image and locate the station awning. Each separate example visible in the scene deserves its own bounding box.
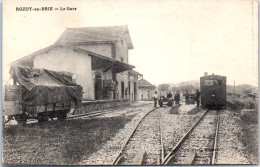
[61,44,134,73]
[90,53,135,73]
[112,61,135,73]
[128,70,143,77]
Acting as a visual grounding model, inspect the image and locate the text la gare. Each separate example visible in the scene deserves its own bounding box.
[60,7,77,11]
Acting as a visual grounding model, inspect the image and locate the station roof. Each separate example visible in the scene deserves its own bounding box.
[56,25,134,49]
[128,70,143,77]
[10,44,135,74]
[138,78,155,89]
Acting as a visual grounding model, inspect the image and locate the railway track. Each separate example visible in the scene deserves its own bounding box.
[5,105,221,165]
[112,108,221,165]
[162,109,220,165]
[4,109,116,125]
[3,104,152,126]
[68,109,115,119]
[68,103,156,120]
[112,107,170,165]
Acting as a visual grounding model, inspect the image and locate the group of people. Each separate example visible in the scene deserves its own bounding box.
[165,91,181,105]
[183,90,200,107]
[153,90,200,107]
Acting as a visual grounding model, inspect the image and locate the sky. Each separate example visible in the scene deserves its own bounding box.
[2,0,258,86]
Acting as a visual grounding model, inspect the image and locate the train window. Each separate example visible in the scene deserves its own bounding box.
[205,80,214,85]
[205,80,219,85]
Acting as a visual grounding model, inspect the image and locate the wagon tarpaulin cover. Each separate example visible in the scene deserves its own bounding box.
[9,65,82,107]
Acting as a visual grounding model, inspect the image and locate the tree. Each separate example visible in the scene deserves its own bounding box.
[242,88,252,94]
[157,84,170,95]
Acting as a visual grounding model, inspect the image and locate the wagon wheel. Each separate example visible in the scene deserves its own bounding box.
[3,115,13,125]
[169,101,173,106]
[37,113,48,123]
[201,105,206,109]
[15,114,27,125]
[57,110,68,121]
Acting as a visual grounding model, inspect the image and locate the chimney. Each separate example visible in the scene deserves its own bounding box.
[204,72,208,76]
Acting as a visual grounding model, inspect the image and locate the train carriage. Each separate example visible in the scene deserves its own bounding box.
[200,74,226,109]
[3,65,83,125]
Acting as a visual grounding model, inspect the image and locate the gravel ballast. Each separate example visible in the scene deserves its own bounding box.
[3,102,255,165]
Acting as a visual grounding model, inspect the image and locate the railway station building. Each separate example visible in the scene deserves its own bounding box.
[138,78,155,101]
[11,26,142,106]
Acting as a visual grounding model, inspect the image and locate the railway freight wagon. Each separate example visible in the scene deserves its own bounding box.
[3,65,83,125]
[200,74,226,109]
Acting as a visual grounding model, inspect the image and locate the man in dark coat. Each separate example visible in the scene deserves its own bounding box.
[153,91,158,107]
[167,92,172,98]
[195,90,200,107]
[174,91,180,105]
[183,90,190,105]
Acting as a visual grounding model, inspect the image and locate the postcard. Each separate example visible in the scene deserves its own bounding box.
[2,0,258,165]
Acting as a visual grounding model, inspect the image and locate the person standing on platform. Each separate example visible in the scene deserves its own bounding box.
[153,91,158,107]
[174,91,180,105]
[167,92,172,98]
[183,90,190,105]
[195,90,201,107]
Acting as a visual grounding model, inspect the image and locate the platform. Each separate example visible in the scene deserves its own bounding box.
[178,104,197,114]
[75,99,131,114]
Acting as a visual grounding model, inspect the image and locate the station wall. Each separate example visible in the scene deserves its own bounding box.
[33,46,95,100]
[139,88,154,101]
[77,43,113,58]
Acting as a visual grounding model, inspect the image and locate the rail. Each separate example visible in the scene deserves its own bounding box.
[162,109,209,164]
[112,107,160,165]
[211,111,220,164]
[3,103,153,126]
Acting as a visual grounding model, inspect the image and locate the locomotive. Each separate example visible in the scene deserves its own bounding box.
[200,74,226,109]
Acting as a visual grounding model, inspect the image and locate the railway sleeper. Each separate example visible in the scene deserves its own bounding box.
[194,157,211,164]
[132,150,146,165]
[181,152,197,165]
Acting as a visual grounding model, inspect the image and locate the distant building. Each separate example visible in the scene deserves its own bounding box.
[128,70,143,102]
[138,79,155,101]
[11,25,141,102]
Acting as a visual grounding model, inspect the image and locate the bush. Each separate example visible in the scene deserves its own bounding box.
[227,95,257,110]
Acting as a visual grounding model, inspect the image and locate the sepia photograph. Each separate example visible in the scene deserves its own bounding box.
[2,0,258,165]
